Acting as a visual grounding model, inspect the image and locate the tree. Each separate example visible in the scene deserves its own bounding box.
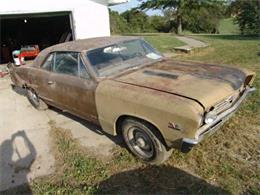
[121,9,155,33]
[184,5,225,33]
[149,15,168,32]
[229,0,260,34]
[109,9,131,34]
[139,0,226,34]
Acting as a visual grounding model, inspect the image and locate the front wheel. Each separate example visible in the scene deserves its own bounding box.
[27,88,48,110]
[121,118,173,165]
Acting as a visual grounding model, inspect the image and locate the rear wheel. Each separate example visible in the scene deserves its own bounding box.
[121,118,173,165]
[27,88,48,110]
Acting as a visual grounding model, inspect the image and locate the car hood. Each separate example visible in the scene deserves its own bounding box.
[113,59,250,110]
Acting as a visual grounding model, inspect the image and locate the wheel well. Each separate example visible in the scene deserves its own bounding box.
[115,115,169,150]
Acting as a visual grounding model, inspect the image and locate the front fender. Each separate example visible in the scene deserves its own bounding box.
[95,80,204,148]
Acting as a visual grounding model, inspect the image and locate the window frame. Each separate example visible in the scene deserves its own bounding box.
[40,51,94,81]
[40,52,55,72]
[78,55,91,80]
[53,51,80,77]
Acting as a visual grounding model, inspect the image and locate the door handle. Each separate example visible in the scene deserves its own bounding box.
[48,81,55,85]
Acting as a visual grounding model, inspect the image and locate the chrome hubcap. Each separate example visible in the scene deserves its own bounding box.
[136,137,146,148]
[28,90,39,105]
[32,93,37,99]
[127,127,154,159]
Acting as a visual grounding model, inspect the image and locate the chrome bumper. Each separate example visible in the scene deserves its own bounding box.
[182,86,256,150]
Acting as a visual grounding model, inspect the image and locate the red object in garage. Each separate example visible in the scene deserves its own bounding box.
[19,45,40,65]
[13,45,40,65]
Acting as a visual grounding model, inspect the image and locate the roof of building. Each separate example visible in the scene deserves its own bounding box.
[0,0,128,15]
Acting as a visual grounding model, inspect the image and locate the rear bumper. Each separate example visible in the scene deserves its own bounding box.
[181,86,256,153]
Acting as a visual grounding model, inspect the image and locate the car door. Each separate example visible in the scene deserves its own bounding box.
[48,52,98,122]
[29,53,55,103]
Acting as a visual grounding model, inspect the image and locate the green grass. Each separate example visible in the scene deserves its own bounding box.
[6,34,259,195]
[29,123,145,194]
[29,123,228,195]
[125,33,185,53]
[218,18,240,35]
[32,124,106,194]
[144,34,185,53]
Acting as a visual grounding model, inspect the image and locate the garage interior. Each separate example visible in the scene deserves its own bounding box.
[0,12,74,63]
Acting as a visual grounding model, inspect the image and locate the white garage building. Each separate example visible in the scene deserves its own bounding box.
[0,0,128,63]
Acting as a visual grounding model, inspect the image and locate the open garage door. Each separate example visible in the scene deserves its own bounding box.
[0,12,75,63]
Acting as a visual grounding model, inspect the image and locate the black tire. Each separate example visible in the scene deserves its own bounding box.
[121,118,173,165]
[26,88,48,110]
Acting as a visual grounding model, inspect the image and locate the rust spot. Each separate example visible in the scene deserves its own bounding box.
[151,59,247,90]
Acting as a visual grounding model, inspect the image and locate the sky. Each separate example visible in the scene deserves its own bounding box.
[109,0,162,15]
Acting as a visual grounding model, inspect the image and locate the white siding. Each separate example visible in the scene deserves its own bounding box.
[0,0,115,39]
[73,5,111,39]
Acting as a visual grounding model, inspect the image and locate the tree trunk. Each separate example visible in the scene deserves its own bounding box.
[177,15,182,35]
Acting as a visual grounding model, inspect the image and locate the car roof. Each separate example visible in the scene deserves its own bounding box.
[33,36,140,67]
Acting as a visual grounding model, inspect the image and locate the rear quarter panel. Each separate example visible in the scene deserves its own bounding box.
[9,64,31,87]
[95,80,204,147]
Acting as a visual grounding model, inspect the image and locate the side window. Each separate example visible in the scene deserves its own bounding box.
[41,53,54,71]
[79,58,90,79]
[54,52,79,76]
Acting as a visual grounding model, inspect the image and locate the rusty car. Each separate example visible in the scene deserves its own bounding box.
[8,36,256,164]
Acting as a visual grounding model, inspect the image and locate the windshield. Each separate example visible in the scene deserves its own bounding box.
[86,39,162,77]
